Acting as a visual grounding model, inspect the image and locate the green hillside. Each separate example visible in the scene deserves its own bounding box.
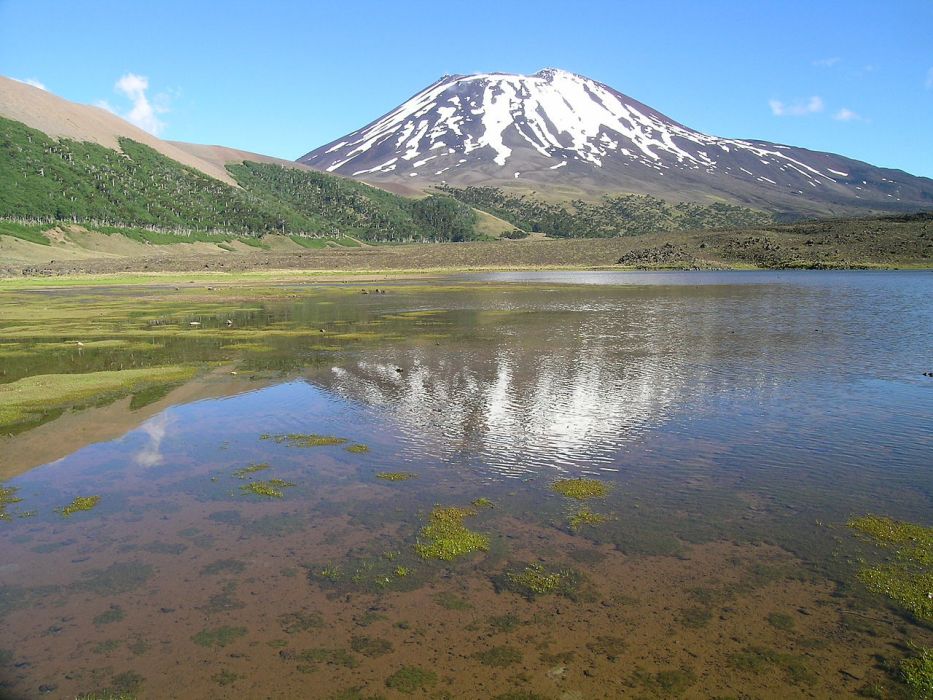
[0,116,474,243]
[437,185,774,237]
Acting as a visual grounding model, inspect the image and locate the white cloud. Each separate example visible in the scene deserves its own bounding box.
[12,77,46,90]
[812,57,840,68]
[926,67,933,90]
[769,96,824,117]
[110,72,169,135]
[833,108,863,122]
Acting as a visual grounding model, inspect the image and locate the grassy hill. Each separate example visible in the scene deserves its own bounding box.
[0,116,474,243]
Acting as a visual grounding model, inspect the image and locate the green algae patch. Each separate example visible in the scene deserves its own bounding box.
[471,497,494,509]
[0,485,23,521]
[849,515,933,566]
[415,506,489,561]
[58,495,101,517]
[902,647,933,698]
[191,625,247,648]
[0,366,198,433]
[345,443,369,454]
[552,478,609,500]
[261,433,347,448]
[496,563,590,601]
[848,514,933,621]
[376,471,416,482]
[857,565,933,621]
[569,508,608,531]
[232,463,269,478]
[240,479,295,499]
[385,666,437,694]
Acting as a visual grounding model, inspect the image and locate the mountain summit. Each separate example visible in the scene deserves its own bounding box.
[299,69,933,216]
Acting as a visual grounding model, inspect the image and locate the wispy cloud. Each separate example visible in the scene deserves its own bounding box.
[769,96,824,117]
[833,107,862,122]
[12,77,46,90]
[97,73,170,135]
[115,73,168,135]
[926,67,933,90]
[812,57,840,68]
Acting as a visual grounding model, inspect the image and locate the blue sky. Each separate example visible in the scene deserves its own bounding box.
[2,0,932,177]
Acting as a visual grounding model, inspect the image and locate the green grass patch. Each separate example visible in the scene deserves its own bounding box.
[0,220,51,245]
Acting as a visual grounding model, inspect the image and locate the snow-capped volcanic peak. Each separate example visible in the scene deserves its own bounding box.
[300,69,932,215]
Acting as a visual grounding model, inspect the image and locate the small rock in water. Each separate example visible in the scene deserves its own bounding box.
[38,684,57,694]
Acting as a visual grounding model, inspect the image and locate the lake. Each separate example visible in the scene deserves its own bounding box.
[0,271,931,699]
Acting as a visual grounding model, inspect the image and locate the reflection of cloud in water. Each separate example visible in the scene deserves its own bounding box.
[321,318,685,478]
[134,412,174,467]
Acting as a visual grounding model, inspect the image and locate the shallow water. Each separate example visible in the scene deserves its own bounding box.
[0,271,931,699]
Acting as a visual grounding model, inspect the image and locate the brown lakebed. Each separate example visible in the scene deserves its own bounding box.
[0,271,931,698]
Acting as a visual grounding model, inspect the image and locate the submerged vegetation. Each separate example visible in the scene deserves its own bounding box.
[0,485,23,521]
[240,479,295,499]
[569,508,608,531]
[496,563,588,600]
[901,646,933,698]
[376,472,416,481]
[848,515,933,621]
[552,478,609,500]
[384,666,437,694]
[191,626,247,648]
[232,463,270,478]
[415,506,489,561]
[58,495,101,517]
[261,433,347,448]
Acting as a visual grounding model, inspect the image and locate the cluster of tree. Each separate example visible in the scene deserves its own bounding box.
[436,185,772,237]
[0,116,479,243]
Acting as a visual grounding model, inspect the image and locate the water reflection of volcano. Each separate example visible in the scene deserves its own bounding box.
[313,315,690,479]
